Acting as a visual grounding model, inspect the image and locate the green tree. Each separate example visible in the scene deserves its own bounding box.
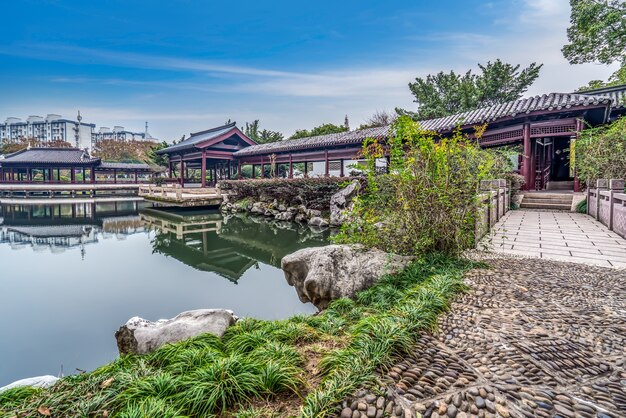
[562,0,626,66]
[398,60,542,120]
[290,123,348,139]
[243,120,284,144]
[564,0,626,91]
[146,141,170,167]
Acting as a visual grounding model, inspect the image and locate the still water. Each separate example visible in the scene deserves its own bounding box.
[0,200,327,386]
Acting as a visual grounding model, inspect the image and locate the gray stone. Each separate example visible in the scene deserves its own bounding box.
[330,180,360,226]
[275,211,294,221]
[115,309,237,355]
[0,375,59,393]
[294,213,307,223]
[341,407,353,418]
[308,216,329,227]
[282,244,412,309]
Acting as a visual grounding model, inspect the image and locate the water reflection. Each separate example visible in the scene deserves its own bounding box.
[0,201,325,385]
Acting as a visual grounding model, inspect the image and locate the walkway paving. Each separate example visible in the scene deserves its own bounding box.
[341,256,626,418]
[482,210,626,268]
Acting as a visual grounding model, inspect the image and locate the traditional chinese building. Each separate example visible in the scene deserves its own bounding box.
[0,147,155,184]
[154,85,626,192]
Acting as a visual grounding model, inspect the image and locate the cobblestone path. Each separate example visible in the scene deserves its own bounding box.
[340,256,625,418]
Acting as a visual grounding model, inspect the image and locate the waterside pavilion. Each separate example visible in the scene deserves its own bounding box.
[156,85,626,192]
[0,147,156,184]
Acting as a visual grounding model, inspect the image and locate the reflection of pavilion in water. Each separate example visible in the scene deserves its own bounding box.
[141,208,329,283]
[0,200,150,254]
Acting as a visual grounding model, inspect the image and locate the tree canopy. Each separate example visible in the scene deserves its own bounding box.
[562,0,626,66]
[564,0,626,91]
[358,110,396,130]
[398,60,543,120]
[290,123,348,139]
[243,120,284,144]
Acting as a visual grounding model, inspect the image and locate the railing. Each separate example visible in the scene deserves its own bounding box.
[535,165,550,191]
[475,179,510,244]
[587,179,626,239]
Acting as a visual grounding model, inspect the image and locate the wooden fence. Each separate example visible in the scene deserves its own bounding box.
[475,179,510,244]
[587,179,626,239]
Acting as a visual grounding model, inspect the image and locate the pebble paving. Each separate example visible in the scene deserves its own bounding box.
[339,255,626,418]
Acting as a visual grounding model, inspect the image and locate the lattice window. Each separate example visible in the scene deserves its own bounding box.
[329,161,342,171]
[530,124,576,136]
[480,129,523,145]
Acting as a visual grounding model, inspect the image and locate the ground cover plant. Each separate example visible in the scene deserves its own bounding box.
[0,255,473,418]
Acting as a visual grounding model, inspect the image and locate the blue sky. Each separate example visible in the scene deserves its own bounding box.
[0,0,617,141]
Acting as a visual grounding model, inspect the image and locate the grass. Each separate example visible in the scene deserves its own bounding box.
[0,254,472,418]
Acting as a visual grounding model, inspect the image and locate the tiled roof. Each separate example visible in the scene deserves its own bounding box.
[233,92,612,158]
[233,125,389,157]
[157,122,240,154]
[0,148,100,165]
[99,162,153,170]
[575,84,626,109]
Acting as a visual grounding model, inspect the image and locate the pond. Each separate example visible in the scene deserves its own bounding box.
[0,200,327,386]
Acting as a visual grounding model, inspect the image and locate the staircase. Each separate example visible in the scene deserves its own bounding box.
[520,192,573,211]
[546,181,574,191]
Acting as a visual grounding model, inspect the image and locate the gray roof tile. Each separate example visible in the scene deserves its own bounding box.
[1,148,100,165]
[157,122,240,154]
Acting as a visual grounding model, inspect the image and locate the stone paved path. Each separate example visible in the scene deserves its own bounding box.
[482,210,626,268]
[341,256,626,418]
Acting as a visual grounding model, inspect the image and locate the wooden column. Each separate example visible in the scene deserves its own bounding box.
[289,154,293,178]
[82,168,86,183]
[304,162,308,178]
[134,171,138,183]
[201,151,207,188]
[113,169,117,184]
[573,119,584,192]
[168,161,173,178]
[70,167,76,184]
[180,160,185,187]
[260,157,265,179]
[529,138,536,191]
[324,150,329,177]
[522,123,532,191]
[237,160,242,179]
[339,159,344,177]
[28,168,33,182]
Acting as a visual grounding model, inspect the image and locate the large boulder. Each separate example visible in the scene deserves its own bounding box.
[282,245,412,309]
[0,375,59,393]
[115,309,237,355]
[330,180,361,226]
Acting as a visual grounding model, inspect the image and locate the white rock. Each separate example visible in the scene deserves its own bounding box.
[115,309,237,355]
[330,180,361,226]
[282,245,412,309]
[308,216,329,227]
[0,375,59,393]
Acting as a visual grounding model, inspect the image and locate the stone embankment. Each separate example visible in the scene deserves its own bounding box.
[220,179,361,228]
[340,255,626,418]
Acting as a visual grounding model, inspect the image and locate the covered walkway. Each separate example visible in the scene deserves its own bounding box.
[484,210,626,268]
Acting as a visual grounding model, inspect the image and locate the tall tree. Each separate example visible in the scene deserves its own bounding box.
[243,120,284,144]
[563,0,626,90]
[398,60,542,120]
[290,123,348,139]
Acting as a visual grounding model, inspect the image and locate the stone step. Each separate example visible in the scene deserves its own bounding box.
[546,181,574,190]
[522,197,573,204]
[519,202,572,210]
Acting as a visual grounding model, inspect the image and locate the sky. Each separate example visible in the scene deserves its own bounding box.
[0,0,617,142]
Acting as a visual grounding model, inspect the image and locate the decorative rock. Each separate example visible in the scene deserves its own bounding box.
[115,309,237,355]
[308,216,329,227]
[340,407,353,418]
[275,211,294,221]
[281,244,413,309]
[330,180,360,226]
[0,375,59,393]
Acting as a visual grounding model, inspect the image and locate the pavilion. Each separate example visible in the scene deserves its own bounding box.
[153,84,626,192]
[0,147,155,184]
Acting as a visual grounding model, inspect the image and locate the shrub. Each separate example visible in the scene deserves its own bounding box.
[577,117,626,184]
[334,116,507,255]
[576,199,587,214]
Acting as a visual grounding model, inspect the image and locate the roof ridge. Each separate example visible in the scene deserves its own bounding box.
[189,121,237,137]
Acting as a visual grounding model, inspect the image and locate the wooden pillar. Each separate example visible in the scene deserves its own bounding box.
[529,138,536,191]
[237,160,242,179]
[113,169,117,184]
[304,161,308,178]
[522,123,532,191]
[180,160,185,187]
[82,168,86,184]
[28,168,32,182]
[573,119,584,192]
[168,161,173,178]
[71,167,76,184]
[260,157,265,179]
[289,154,293,179]
[324,150,329,177]
[91,168,96,184]
[201,151,207,188]
[339,159,344,177]
[134,171,138,183]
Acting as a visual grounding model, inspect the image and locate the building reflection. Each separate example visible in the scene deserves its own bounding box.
[141,208,329,283]
[0,200,149,254]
